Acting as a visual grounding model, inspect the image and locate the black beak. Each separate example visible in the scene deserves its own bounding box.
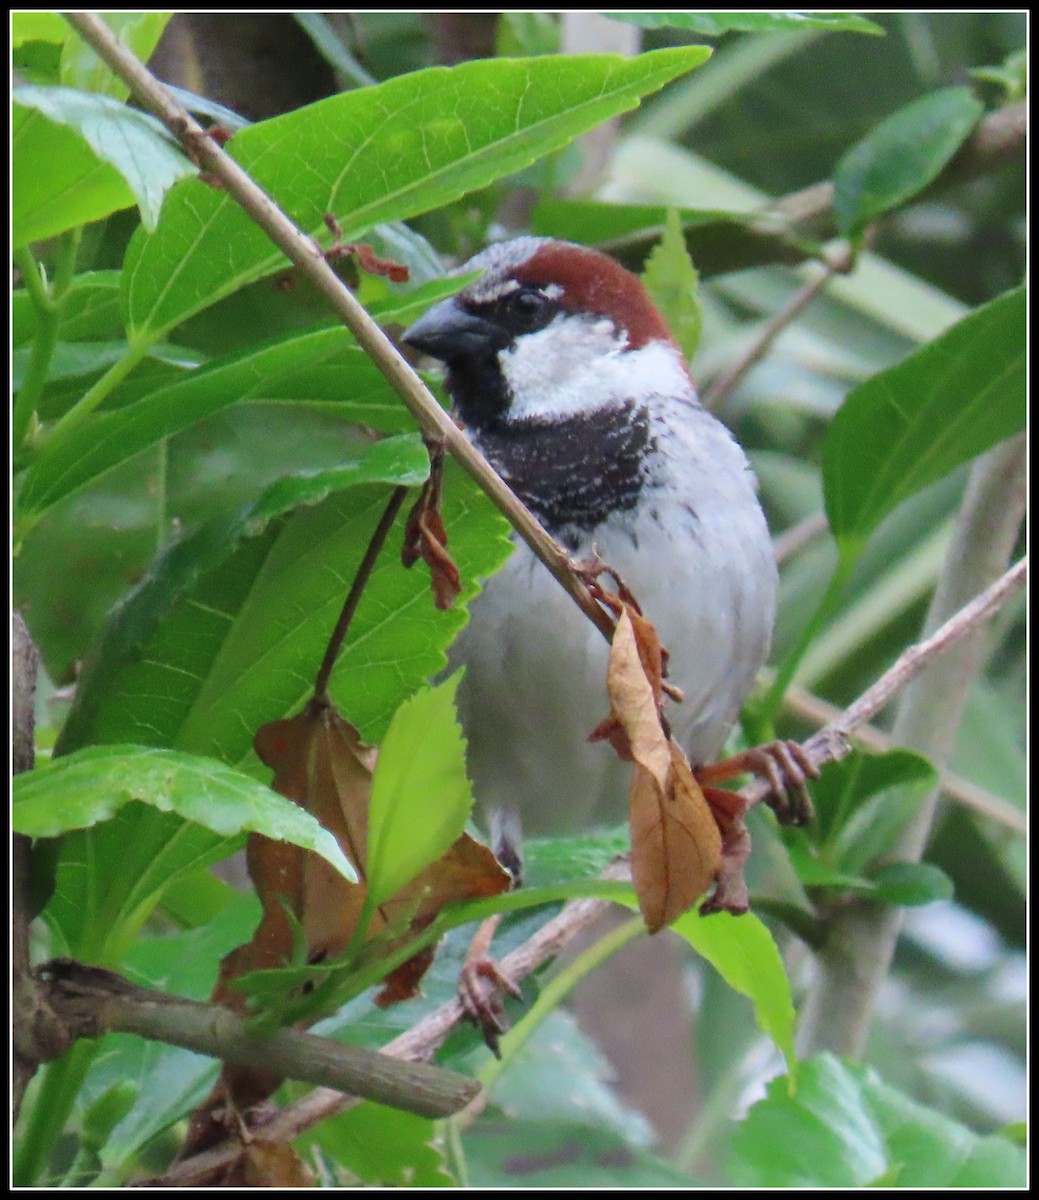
[402,297,503,362]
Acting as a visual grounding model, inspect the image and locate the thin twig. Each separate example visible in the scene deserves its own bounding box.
[780,681,1025,835]
[312,486,408,700]
[773,511,830,566]
[61,12,619,654]
[702,260,841,411]
[767,555,1027,803]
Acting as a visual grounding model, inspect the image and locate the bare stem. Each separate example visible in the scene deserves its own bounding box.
[312,486,409,700]
[61,11,618,650]
[702,260,841,411]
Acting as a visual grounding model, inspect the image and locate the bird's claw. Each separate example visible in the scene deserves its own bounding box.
[696,739,818,827]
[458,957,522,1058]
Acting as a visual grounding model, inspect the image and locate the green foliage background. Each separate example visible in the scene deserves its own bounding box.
[13,11,1025,1188]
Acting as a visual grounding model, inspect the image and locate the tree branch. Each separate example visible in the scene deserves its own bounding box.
[797,436,1027,1058]
[39,959,478,1120]
[60,11,619,653]
[608,102,1025,276]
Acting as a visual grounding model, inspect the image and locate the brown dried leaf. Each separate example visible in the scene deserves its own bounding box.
[345,242,410,283]
[402,457,461,609]
[227,1140,315,1188]
[595,608,722,931]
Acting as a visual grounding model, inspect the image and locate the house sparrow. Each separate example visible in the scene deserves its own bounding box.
[403,237,805,885]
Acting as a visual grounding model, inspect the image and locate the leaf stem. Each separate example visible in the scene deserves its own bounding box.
[312,485,410,701]
[13,230,83,458]
[38,336,154,452]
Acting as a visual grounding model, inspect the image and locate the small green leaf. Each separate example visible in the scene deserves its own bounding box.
[641,208,702,362]
[297,1102,453,1187]
[12,11,69,45]
[366,673,474,906]
[671,906,797,1078]
[728,1054,1026,1187]
[970,50,1027,103]
[123,47,711,338]
[823,285,1025,555]
[868,862,953,907]
[833,88,984,239]
[13,86,195,243]
[608,13,883,36]
[14,745,357,883]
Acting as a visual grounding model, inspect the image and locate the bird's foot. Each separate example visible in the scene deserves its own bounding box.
[457,914,522,1058]
[695,739,818,827]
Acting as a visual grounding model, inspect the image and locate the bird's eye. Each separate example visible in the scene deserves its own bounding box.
[510,287,553,326]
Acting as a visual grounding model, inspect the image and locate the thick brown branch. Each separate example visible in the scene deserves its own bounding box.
[40,960,477,1120]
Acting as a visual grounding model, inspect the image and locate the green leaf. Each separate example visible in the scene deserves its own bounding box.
[13,744,357,883]
[55,440,433,756]
[59,13,172,101]
[832,88,984,239]
[13,271,123,347]
[298,1102,453,1187]
[466,1118,699,1188]
[800,748,938,859]
[670,907,797,1077]
[58,459,513,776]
[41,803,242,963]
[13,97,135,246]
[12,11,69,45]
[641,207,702,361]
[728,1054,1026,1187]
[366,673,473,906]
[608,13,884,36]
[970,50,1027,104]
[868,862,953,907]
[13,86,195,243]
[823,285,1025,555]
[17,331,415,532]
[123,47,711,338]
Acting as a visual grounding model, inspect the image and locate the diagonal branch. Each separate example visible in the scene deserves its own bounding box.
[61,11,619,651]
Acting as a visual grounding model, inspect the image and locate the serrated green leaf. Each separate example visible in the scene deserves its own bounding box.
[17,331,415,531]
[641,207,702,361]
[57,458,513,778]
[60,13,172,101]
[608,13,883,36]
[55,440,433,756]
[823,286,1025,554]
[833,88,984,239]
[13,744,356,883]
[670,907,797,1077]
[123,47,711,338]
[728,1054,1026,1187]
[13,86,195,243]
[366,673,473,906]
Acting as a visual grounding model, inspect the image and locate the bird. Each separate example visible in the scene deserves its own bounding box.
[402,236,806,891]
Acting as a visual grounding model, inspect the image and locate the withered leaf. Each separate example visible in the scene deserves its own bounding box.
[402,451,462,610]
[595,608,722,932]
[228,1140,315,1188]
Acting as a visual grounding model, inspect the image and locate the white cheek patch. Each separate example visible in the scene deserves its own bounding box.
[499,320,692,422]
